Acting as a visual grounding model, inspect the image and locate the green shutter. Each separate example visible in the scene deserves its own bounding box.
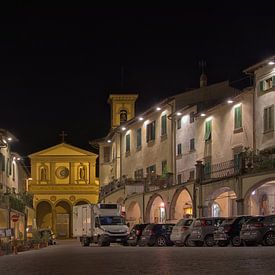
[161,115,167,135]
[0,153,5,171]
[146,124,149,142]
[259,80,264,92]
[126,134,130,152]
[270,106,274,130]
[137,128,142,147]
[204,120,212,141]
[152,121,155,140]
[272,76,275,87]
[264,108,268,131]
[234,105,242,129]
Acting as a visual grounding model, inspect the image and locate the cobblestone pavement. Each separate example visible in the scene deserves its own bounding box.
[0,239,275,275]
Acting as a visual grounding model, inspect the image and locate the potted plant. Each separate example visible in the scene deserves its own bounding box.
[31,230,41,249]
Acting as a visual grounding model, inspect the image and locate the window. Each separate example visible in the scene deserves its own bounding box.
[259,76,275,92]
[146,121,155,142]
[161,115,167,136]
[103,146,111,163]
[136,128,142,148]
[126,134,130,152]
[177,118,181,129]
[177,144,182,155]
[264,105,274,132]
[134,169,143,179]
[177,174,182,184]
[190,112,195,123]
[190,138,195,151]
[161,160,168,175]
[0,153,5,172]
[234,105,242,129]
[120,109,127,123]
[189,170,195,180]
[12,163,15,181]
[146,165,156,177]
[204,120,212,141]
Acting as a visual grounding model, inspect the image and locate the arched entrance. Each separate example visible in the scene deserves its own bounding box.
[126,201,142,228]
[206,187,237,217]
[55,201,71,238]
[74,200,90,206]
[36,201,53,229]
[146,195,166,223]
[246,180,275,215]
[170,188,193,221]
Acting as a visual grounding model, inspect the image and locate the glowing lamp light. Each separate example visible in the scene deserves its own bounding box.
[121,127,126,131]
[200,113,206,117]
[252,190,256,195]
[107,140,111,143]
[7,137,12,141]
[268,61,275,65]
[3,139,7,144]
[139,117,144,121]
[227,99,234,104]
[176,112,182,116]
[156,107,161,111]
[17,157,21,161]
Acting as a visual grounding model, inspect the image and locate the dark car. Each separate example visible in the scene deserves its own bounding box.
[240,215,275,246]
[214,216,252,246]
[139,223,175,247]
[127,224,148,246]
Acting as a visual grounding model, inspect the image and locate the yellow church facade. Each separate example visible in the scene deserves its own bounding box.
[28,143,99,238]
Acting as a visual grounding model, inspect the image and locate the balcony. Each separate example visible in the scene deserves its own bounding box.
[0,192,33,213]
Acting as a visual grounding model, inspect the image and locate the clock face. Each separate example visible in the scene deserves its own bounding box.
[55,166,69,179]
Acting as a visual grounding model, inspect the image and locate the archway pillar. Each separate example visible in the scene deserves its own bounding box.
[52,206,57,235]
[236,198,244,215]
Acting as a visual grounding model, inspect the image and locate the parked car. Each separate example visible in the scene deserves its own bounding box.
[38,228,56,245]
[240,215,275,246]
[139,223,175,246]
[127,224,149,246]
[170,218,195,246]
[190,217,225,247]
[214,216,252,247]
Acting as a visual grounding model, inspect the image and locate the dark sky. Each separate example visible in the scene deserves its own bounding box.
[1,4,275,159]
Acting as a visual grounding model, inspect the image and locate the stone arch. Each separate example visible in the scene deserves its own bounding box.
[36,200,53,230]
[74,199,90,206]
[145,194,166,223]
[244,177,275,215]
[126,201,142,228]
[55,200,72,238]
[170,187,193,221]
[205,186,237,217]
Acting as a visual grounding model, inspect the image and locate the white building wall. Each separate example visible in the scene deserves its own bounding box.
[196,90,253,165]
[254,65,275,151]
[176,105,197,182]
[121,105,173,179]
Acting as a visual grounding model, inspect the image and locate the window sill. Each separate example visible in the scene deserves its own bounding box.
[234,127,243,134]
[176,154,182,160]
[147,140,155,147]
[136,146,142,152]
[189,149,196,153]
[161,134,167,142]
[263,129,274,134]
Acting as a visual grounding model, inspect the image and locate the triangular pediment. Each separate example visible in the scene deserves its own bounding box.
[29,143,97,157]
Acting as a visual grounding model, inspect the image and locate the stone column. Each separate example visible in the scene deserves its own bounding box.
[236,198,244,215]
[50,162,55,184]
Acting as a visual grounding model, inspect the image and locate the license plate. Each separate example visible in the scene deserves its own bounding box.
[243,232,250,236]
[116,238,121,241]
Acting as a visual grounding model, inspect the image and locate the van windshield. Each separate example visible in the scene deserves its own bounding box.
[99,216,125,225]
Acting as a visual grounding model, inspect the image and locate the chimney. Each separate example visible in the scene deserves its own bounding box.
[199,60,207,88]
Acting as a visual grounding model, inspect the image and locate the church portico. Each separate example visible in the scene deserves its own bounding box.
[29,142,99,238]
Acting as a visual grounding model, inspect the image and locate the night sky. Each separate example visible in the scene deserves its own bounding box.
[1,5,275,161]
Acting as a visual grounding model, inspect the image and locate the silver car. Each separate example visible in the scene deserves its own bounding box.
[170,218,195,246]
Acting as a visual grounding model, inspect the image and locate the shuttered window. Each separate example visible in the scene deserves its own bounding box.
[146,121,155,142]
[126,134,130,152]
[0,153,5,171]
[204,120,212,141]
[177,143,182,155]
[136,128,142,148]
[259,80,264,92]
[234,105,242,129]
[264,105,274,132]
[161,115,167,136]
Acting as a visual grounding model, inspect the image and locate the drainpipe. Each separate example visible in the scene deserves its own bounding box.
[252,75,256,151]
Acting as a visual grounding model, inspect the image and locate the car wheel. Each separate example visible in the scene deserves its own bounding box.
[205,235,215,247]
[217,240,228,247]
[263,232,275,246]
[97,236,105,247]
[156,236,167,247]
[231,236,242,247]
[184,235,193,247]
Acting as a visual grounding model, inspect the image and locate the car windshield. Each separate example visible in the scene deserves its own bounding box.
[99,216,125,225]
